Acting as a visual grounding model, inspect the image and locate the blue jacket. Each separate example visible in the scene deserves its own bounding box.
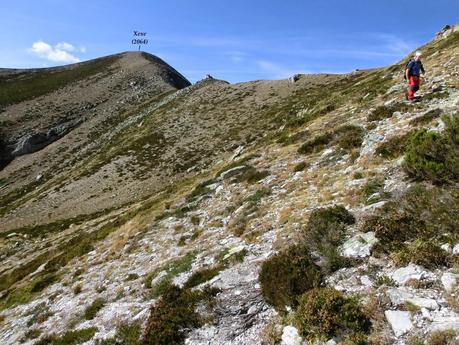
[406,59,425,77]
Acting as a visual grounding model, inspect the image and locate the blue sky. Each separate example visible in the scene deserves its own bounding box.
[1,0,458,82]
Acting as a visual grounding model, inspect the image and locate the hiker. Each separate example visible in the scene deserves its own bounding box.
[405,51,425,101]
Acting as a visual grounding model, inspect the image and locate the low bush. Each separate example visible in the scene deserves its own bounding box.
[422,91,449,101]
[36,327,97,345]
[259,245,321,311]
[98,322,141,345]
[409,108,442,126]
[335,125,365,150]
[359,178,390,204]
[367,105,393,121]
[375,131,415,159]
[235,166,270,183]
[391,239,450,269]
[142,284,219,345]
[298,132,333,154]
[294,288,371,341]
[293,161,308,172]
[298,125,364,155]
[367,102,411,122]
[404,113,459,184]
[301,205,355,272]
[30,273,58,293]
[183,266,223,289]
[364,183,459,268]
[84,298,106,320]
[147,252,196,298]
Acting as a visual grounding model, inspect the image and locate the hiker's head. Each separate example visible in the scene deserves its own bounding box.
[414,51,422,61]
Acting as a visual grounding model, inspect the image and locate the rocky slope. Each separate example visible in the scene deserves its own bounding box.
[0,24,458,345]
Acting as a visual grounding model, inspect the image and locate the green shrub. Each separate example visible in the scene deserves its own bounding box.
[298,133,333,154]
[404,114,459,184]
[342,332,370,345]
[422,91,449,101]
[259,245,321,311]
[26,303,53,326]
[375,131,415,159]
[148,252,196,298]
[373,275,395,287]
[301,205,355,272]
[36,327,97,345]
[142,284,219,345]
[367,102,411,122]
[392,239,450,269]
[294,288,371,341]
[183,266,223,289]
[293,161,308,172]
[409,108,442,126]
[215,247,248,266]
[359,178,390,204]
[186,179,215,202]
[367,105,393,121]
[335,125,365,150]
[276,129,309,146]
[298,125,364,155]
[73,284,82,295]
[84,298,106,320]
[22,329,42,341]
[99,322,141,345]
[125,273,139,281]
[364,183,459,268]
[30,273,58,293]
[235,166,270,183]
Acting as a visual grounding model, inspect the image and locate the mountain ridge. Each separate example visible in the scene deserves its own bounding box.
[0,24,458,344]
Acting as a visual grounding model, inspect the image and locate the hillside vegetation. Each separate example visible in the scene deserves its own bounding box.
[0,24,458,345]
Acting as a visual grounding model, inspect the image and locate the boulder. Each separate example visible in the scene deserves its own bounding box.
[281,326,303,345]
[385,310,413,336]
[289,74,301,83]
[219,166,247,180]
[391,264,433,285]
[441,272,459,292]
[340,232,379,258]
[386,288,439,310]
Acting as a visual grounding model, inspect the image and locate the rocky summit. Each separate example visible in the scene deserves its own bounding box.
[0,24,458,345]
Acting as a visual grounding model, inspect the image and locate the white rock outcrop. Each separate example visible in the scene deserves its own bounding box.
[391,264,434,285]
[385,310,413,336]
[340,232,379,258]
[281,326,303,345]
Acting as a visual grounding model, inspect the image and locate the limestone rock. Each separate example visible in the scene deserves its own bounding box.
[386,288,439,310]
[219,166,247,180]
[281,326,302,345]
[385,310,413,336]
[441,272,459,292]
[391,264,433,285]
[340,232,378,258]
[430,316,459,332]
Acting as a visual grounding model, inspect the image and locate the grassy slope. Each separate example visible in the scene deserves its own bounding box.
[0,29,457,310]
[0,55,121,108]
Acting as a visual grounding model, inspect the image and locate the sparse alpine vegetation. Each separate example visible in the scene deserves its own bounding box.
[1,23,459,345]
[404,113,459,184]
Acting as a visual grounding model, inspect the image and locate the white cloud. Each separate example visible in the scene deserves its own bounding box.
[55,42,75,52]
[80,46,87,53]
[28,40,81,63]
